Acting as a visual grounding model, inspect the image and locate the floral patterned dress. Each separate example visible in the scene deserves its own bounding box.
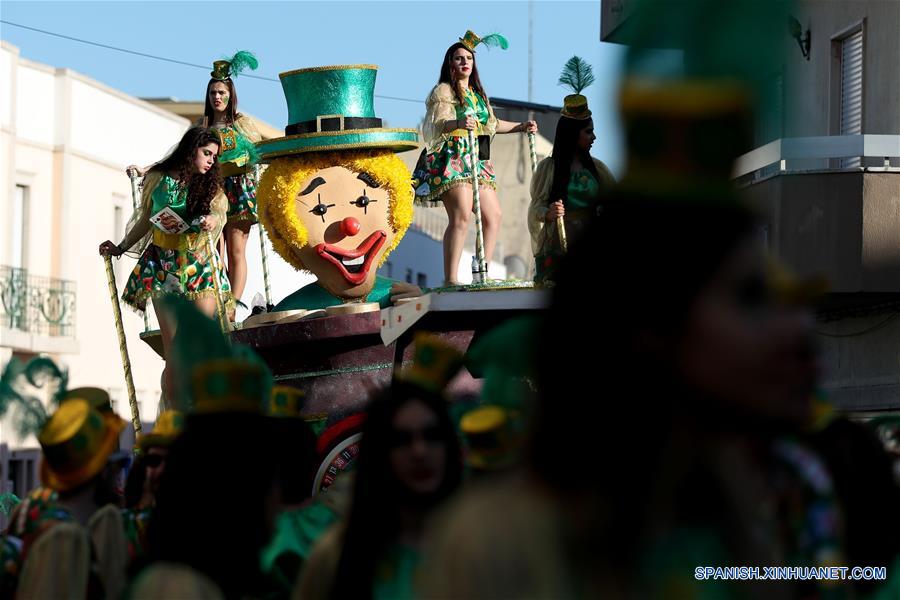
[213,116,261,225]
[415,88,497,206]
[121,174,232,313]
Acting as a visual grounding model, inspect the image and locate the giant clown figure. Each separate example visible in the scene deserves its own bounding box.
[256,65,421,310]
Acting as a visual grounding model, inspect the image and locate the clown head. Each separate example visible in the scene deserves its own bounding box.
[258,150,413,299]
[256,65,419,302]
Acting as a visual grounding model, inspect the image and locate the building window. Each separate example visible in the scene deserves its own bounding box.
[417,273,427,288]
[383,261,393,278]
[6,449,40,499]
[405,268,413,284]
[838,29,863,167]
[11,185,29,269]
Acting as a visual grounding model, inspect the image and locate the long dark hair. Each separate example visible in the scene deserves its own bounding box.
[549,117,603,205]
[438,42,489,107]
[203,78,239,126]
[143,413,279,599]
[330,382,463,600]
[152,127,221,218]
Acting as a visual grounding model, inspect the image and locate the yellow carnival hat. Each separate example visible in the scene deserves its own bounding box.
[39,399,127,492]
[138,410,186,451]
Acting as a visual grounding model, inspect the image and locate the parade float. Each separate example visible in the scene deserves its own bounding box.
[120,62,548,492]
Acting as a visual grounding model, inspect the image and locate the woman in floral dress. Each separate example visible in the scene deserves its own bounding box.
[416,31,537,285]
[100,126,232,405]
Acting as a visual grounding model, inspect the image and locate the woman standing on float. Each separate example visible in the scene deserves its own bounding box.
[126,53,261,318]
[417,31,537,285]
[100,127,232,406]
[202,52,263,317]
[529,57,616,284]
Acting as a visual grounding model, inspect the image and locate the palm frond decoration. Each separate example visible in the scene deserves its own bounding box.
[558,56,595,95]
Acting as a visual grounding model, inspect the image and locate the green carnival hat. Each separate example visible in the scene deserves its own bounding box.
[257,64,419,161]
[160,297,272,414]
[210,51,259,81]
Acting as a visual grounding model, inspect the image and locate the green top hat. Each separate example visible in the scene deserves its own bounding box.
[256,64,418,161]
[211,60,232,81]
[210,51,259,81]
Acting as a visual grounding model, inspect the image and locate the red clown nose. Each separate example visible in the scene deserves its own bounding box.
[341,217,361,237]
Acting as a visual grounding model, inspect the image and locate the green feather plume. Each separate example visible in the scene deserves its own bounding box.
[479,33,509,50]
[0,358,58,439]
[23,356,69,406]
[227,50,259,77]
[0,493,20,516]
[558,56,595,95]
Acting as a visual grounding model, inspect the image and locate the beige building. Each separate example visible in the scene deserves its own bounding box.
[601,0,900,413]
[0,41,191,491]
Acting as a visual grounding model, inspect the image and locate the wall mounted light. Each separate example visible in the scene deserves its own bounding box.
[788,16,811,60]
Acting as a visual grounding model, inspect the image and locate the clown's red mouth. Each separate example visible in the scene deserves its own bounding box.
[316,231,386,285]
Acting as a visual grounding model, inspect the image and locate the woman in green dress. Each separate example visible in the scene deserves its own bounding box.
[202,53,262,317]
[528,115,615,284]
[100,127,232,405]
[417,31,537,285]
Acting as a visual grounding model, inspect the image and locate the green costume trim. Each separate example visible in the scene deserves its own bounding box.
[273,276,395,311]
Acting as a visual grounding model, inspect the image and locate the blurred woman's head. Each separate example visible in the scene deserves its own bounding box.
[331,381,462,599]
[533,193,817,488]
[354,380,460,511]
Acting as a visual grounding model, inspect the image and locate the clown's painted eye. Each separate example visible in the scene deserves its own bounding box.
[350,190,379,214]
[309,194,335,223]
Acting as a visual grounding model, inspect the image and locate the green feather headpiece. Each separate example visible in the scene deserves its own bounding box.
[559,56,595,120]
[459,31,509,52]
[211,50,259,80]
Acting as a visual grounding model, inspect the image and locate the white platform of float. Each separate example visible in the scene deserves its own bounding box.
[379,288,551,345]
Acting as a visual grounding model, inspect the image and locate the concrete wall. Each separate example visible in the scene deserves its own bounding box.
[744,171,899,293]
[600,0,635,42]
[818,312,900,411]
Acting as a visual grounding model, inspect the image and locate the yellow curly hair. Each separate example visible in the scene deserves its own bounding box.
[257,149,414,273]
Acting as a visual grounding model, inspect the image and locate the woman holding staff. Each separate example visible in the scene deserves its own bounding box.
[201,52,263,316]
[528,57,615,284]
[100,126,232,407]
[417,31,538,285]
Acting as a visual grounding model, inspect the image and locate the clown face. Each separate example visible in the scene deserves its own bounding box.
[258,150,414,301]
[295,165,395,297]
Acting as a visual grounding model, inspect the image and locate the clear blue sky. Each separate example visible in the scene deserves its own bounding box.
[1,0,627,175]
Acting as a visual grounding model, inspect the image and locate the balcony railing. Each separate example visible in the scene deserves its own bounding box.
[0,265,76,338]
[733,134,900,184]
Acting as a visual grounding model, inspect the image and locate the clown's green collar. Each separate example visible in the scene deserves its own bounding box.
[274,276,395,311]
